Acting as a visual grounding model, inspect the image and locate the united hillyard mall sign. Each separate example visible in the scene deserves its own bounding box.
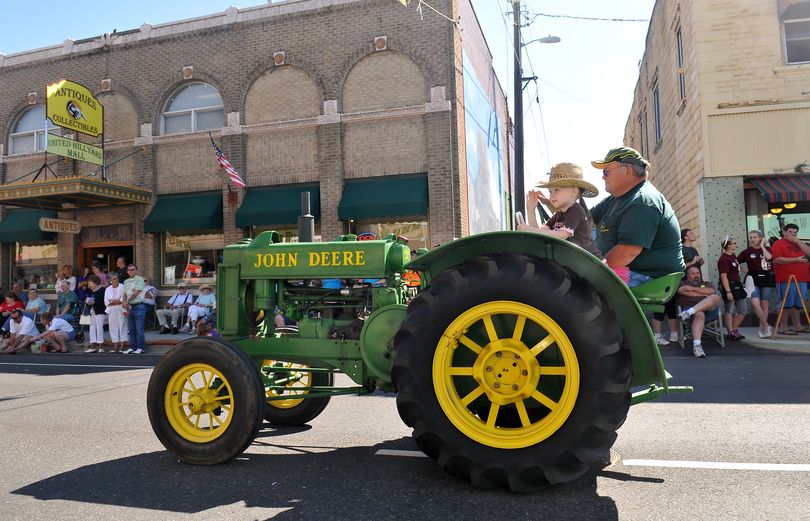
[45,79,104,165]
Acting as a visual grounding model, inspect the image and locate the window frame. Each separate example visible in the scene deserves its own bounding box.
[784,15,810,65]
[675,26,686,101]
[160,231,225,288]
[159,82,225,136]
[10,241,59,292]
[8,106,61,156]
[652,83,663,144]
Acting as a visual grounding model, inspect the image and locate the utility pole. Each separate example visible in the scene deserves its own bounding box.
[512,0,525,216]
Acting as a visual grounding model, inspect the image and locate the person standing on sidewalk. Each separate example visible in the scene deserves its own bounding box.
[738,230,774,338]
[771,223,810,334]
[104,275,127,353]
[717,236,749,341]
[83,275,107,353]
[681,228,704,272]
[122,264,146,354]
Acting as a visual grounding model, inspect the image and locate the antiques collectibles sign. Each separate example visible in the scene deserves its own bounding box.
[39,217,81,234]
[47,135,103,165]
[46,80,104,137]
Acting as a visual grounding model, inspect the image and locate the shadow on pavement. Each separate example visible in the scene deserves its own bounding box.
[13,437,623,520]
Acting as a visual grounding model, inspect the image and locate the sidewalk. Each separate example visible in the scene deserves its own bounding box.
[63,328,190,355]
[736,326,809,355]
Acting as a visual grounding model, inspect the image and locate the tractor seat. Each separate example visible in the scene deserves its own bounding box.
[630,272,684,313]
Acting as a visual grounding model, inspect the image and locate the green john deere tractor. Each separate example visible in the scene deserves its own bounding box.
[147,230,691,492]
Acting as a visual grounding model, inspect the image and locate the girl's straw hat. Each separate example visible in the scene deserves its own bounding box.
[535,163,599,198]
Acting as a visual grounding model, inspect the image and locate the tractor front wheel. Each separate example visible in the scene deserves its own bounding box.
[262,361,333,426]
[147,338,265,465]
[392,254,631,492]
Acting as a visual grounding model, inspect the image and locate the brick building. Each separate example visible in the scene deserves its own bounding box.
[624,0,810,283]
[0,0,512,295]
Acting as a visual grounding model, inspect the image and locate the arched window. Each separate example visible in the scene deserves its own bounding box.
[161,83,225,135]
[784,2,810,64]
[8,106,60,155]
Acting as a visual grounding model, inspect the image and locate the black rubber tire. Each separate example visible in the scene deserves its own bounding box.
[147,338,265,465]
[263,368,333,426]
[392,254,631,492]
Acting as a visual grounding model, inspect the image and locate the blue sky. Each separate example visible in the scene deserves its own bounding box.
[1,0,655,201]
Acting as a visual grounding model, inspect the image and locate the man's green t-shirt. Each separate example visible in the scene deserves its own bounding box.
[591,180,684,278]
[57,291,78,313]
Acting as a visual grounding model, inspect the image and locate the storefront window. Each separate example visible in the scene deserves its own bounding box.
[13,242,58,290]
[252,226,322,243]
[353,222,430,250]
[163,233,224,286]
[745,189,810,241]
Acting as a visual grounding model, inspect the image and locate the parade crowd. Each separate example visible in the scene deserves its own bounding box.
[0,257,217,355]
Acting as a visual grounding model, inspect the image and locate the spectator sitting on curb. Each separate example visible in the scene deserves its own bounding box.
[0,309,38,354]
[37,312,76,353]
[677,265,723,358]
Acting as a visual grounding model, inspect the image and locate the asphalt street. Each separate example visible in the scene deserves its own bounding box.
[0,342,808,521]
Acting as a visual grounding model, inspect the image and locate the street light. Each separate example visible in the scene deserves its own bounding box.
[523,35,561,46]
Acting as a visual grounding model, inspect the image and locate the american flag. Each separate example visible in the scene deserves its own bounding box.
[210,137,246,189]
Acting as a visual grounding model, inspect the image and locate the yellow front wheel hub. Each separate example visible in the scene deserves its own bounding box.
[433,301,580,449]
[164,363,234,443]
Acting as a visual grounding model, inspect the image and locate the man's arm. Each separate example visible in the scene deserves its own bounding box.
[604,244,644,269]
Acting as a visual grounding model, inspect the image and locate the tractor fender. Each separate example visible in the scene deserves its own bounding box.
[406,231,666,389]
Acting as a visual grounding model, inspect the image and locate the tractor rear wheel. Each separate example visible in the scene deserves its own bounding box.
[262,361,333,426]
[392,254,631,492]
[147,338,265,465]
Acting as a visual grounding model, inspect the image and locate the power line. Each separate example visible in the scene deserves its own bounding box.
[526,12,649,24]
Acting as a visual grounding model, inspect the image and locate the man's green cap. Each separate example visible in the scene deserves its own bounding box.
[591,146,648,169]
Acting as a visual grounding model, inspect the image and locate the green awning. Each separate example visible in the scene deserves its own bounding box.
[0,209,57,243]
[143,192,223,233]
[235,183,321,228]
[338,174,428,221]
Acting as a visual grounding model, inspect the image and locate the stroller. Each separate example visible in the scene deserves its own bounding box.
[69,303,87,344]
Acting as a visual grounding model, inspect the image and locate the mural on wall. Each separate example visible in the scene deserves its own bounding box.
[463,51,505,234]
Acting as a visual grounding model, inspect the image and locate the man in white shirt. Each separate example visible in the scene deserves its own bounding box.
[37,312,76,353]
[0,309,38,353]
[156,283,194,335]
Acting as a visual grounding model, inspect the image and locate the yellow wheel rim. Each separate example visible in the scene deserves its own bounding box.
[164,363,234,443]
[262,360,312,409]
[433,301,580,449]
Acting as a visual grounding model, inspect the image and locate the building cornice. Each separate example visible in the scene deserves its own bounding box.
[0,0,367,69]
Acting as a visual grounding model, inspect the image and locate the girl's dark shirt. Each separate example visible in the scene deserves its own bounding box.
[737,247,771,273]
[545,204,602,257]
[717,252,741,283]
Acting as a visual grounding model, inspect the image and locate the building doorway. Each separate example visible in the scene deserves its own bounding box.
[77,242,134,274]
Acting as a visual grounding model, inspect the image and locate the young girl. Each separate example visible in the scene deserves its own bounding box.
[718,236,749,341]
[520,162,601,257]
[738,230,774,338]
